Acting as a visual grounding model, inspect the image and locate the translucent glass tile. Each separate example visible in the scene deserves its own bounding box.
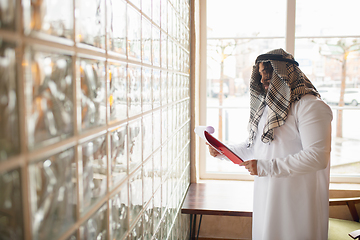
[142,0,151,18]
[128,64,141,117]
[127,5,141,60]
[153,110,161,150]
[128,119,142,172]
[168,39,173,70]
[153,150,161,191]
[142,67,152,112]
[24,48,74,150]
[80,204,107,239]
[153,187,161,231]
[153,0,161,27]
[161,0,167,32]
[167,106,173,137]
[142,17,152,64]
[161,32,167,68]
[161,108,167,143]
[80,135,107,214]
[75,0,105,48]
[130,216,143,240]
[0,0,16,31]
[161,71,167,105]
[109,62,127,122]
[143,158,153,205]
[107,0,126,55]
[153,70,160,108]
[23,0,73,38]
[167,73,173,103]
[129,168,142,224]
[110,182,129,240]
[0,168,23,239]
[28,147,76,240]
[161,143,168,177]
[142,113,153,160]
[168,6,173,37]
[0,40,19,161]
[110,124,128,188]
[174,44,179,72]
[78,58,106,131]
[161,179,167,218]
[152,27,160,67]
[143,200,153,240]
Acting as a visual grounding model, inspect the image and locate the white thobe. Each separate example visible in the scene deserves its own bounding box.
[230,95,333,240]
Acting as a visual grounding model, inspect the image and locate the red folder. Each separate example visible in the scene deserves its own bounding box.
[204,131,244,164]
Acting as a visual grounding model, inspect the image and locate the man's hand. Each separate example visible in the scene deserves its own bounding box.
[239,160,258,175]
[206,143,219,157]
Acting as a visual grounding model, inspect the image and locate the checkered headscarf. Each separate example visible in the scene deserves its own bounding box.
[247,48,320,147]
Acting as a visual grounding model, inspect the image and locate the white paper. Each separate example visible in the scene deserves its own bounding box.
[194,125,230,161]
[194,125,215,142]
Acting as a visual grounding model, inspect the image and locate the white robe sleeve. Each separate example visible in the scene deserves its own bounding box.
[257,97,333,177]
[227,141,254,161]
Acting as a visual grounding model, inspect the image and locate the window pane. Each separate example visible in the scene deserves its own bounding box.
[206,38,285,174]
[295,38,360,176]
[296,0,360,37]
[207,0,286,38]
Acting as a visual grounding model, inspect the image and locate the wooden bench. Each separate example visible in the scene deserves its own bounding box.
[181,181,253,239]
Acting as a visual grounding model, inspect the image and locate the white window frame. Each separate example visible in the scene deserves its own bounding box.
[198,0,360,183]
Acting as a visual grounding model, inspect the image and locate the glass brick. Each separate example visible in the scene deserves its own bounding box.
[108,62,127,122]
[128,119,142,173]
[23,0,73,38]
[129,168,142,224]
[24,48,74,150]
[153,0,160,27]
[75,0,105,48]
[153,70,160,108]
[0,40,19,161]
[143,200,153,240]
[80,135,107,214]
[143,158,153,205]
[153,150,161,191]
[153,110,161,150]
[128,64,141,117]
[142,113,153,161]
[110,124,128,188]
[0,0,16,31]
[107,0,127,55]
[142,17,152,65]
[78,58,106,131]
[142,0,151,18]
[152,27,160,67]
[142,67,152,112]
[161,71,167,105]
[161,33,167,68]
[127,5,141,60]
[160,0,167,32]
[80,204,107,239]
[153,187,161,231]
[0,168,23,239]
[130,216,143,240]
[28,147,76,240]
[110,182,129,240]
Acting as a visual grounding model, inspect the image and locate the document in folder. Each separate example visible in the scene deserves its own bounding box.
[204,131,244,164]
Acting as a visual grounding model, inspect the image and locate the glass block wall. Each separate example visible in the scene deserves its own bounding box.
[0,0,191,239]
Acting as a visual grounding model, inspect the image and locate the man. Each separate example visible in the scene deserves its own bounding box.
[209,49,332,240]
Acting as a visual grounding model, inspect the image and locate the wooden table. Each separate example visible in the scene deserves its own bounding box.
[181,181,253,240]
